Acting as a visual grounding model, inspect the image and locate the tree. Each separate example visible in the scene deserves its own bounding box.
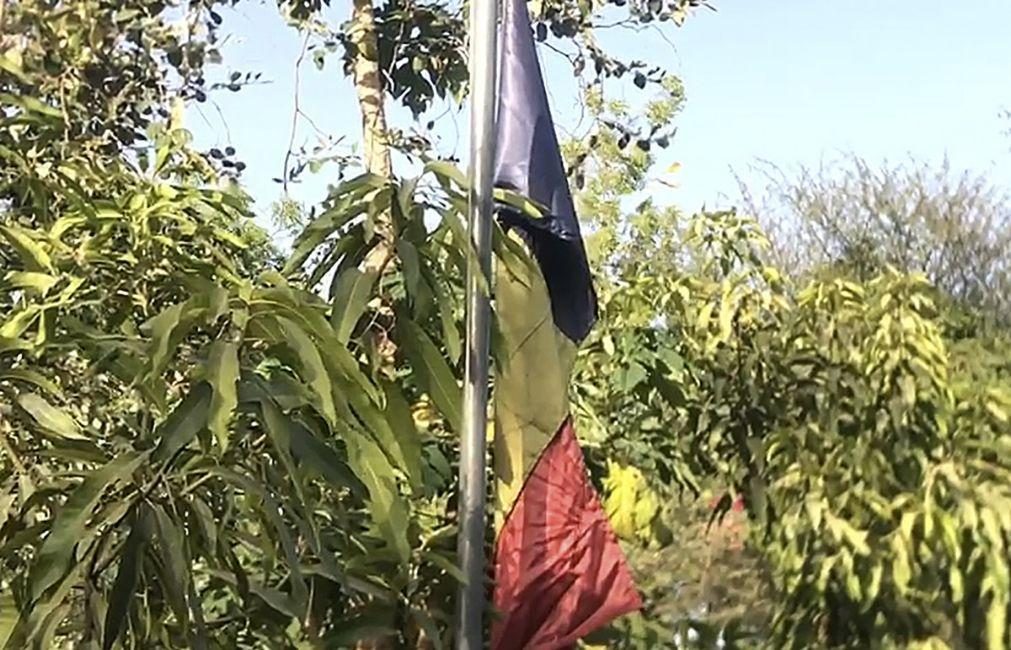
[738,155,1011,324]
[0,1,458,646]
[1,0,720,646]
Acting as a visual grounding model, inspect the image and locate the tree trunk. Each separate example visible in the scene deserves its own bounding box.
[349,0,399,364]
[348,3,396,649]
[350,0,392,179]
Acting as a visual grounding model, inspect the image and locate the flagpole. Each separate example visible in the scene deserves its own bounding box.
[456,0,498,647]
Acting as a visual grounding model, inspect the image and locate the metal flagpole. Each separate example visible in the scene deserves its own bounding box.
[456,0,498,648]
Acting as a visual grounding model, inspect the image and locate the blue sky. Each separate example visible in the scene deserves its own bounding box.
[188,0,1011,236]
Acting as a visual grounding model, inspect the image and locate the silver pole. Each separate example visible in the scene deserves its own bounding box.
[456,0,498,647]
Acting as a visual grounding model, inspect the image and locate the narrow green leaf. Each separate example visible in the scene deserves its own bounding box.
[0,369,61,398]
[149,504,190,627]
[0,306,40,341]
[142,301,199,381]
[0,225,53,272]
[398,318,462,433]
[187,496,218,553]
[0,93,62,118]
[396,176,421,224]
[423,550,467,583]
[258,397,303,488]
[345,430,411,565]
[16,393,85,440]
[428,274,461,364]
[397,240,422,299]
[152,383,211,462]
[380,380,423,492]
[283,202,368,276]
[8,558,83,648]
[424,160,468,189]
[2,271,59,294]
[36,603,70,650]
[206,340,240,452]
[0,593,17,650]
[203,468,309,611]
[103,507,151,650]
[29,451,147,601]
[493,187,546,220]
[301,563,394,601]
[287,420,364,496]
[409,608,445,650]
[307,225,365,289]
[0,54,30,84]
[277,317,337,426]
[439,208,490,298]
[206,570,298,619]
[330,268,378,344]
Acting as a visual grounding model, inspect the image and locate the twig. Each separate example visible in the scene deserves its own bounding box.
[282,32,312,193]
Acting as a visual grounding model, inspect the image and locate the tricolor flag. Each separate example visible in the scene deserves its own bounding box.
[490,0,642,647]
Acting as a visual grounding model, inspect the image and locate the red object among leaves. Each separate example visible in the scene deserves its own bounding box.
[491,419,642,650]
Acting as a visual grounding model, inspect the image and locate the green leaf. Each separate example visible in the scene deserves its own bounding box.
[0,593,17,650]
[0,93,62,118]
[287,420,364,496]
[142,300,202,381]
[206,340,240,452]
[283,198,371,276]
[330,268,378,344]
[258,397,304,488]
[2,271,59,294]
[891,537,912,595]
[424,160,468,189]
[397,240,422,299]
[207,570,298,619]
[29,451,148,601]
[0,54,30,84]
[277,317,337,426]
[621,362,648,391]
[344,430,411,565]
[429,275,461,364]
[9,559,83,648]
[0,305,40,341]
[305,225,365,288]
[0,369,61,397]
[399,318,461,433]
[409,608,445,650]
[36,603,70,650]
[423,550,467,583]
[493,187,546,220]
[153,383,211,462]
[379,380,424,492]
[103,507,151,650]
[188,496,218,553]
[16,393,85,440]
[0,225,53,272]
[204,468,308,611]
[149,504,190,628]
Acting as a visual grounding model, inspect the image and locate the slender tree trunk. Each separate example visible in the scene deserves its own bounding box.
[349,0,400,364]
[348,3,397,650]
[350,0,392,179]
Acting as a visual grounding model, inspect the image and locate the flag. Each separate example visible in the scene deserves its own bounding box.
[490,0,642,647]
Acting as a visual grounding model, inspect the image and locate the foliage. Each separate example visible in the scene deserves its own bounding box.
[0,123,462,648]
[739,155,1011,324]
[7,0,1011,648]
[571,155,1011,647]
[0,1,468,646]
[753,274,1011,649]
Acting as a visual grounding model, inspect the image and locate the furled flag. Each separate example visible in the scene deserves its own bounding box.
[490,0,642,647]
